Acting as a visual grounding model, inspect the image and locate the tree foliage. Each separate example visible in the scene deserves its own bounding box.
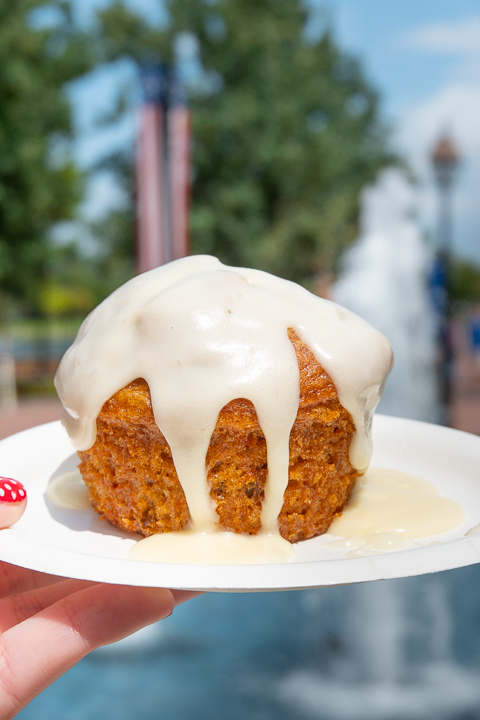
[0,0,393,315]
[97,0,393,287]
[0,0,95,309]
[39,209,135,317]
[449,259,480,304]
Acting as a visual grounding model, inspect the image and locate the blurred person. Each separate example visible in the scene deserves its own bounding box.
[468,305,480,364]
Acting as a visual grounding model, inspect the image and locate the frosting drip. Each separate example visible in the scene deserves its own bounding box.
[54,255,393,538]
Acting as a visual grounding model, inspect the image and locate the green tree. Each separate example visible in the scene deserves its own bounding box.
[0,0,394,313]
[39,217,134,319]
[0,0,94,310]
[97,0,393,287]
[449,259,480,304]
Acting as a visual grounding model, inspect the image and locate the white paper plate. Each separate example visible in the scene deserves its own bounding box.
[0,415,479,592]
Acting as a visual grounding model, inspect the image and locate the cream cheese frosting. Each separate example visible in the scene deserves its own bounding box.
[54,255,393,543]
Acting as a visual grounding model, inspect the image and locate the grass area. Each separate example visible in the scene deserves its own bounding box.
[0,317,85,400]
[16,376,57,398]
[5,316,85,341]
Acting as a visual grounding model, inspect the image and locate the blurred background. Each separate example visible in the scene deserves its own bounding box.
[2,0,480,718]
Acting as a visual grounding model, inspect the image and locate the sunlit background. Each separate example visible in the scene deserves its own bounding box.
[1,1,480,718]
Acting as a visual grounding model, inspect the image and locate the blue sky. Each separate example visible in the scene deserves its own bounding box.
[69,0,480,264]
[328,0,480,113]
[322,0,480,262]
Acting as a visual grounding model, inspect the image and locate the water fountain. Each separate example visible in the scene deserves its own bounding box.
[275,169,480,720]
[278,577,480,720]
[334,169,440,423]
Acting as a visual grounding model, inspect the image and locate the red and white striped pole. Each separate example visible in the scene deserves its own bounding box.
[135,63,169,273]
[168,73,191,261]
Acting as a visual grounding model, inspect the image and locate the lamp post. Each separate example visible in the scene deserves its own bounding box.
[430,134,460,418]
[431,135,459,263]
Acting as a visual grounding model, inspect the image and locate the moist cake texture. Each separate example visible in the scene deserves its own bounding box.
[78,330,357,542]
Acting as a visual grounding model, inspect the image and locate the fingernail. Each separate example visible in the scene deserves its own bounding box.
[0,477,27,528]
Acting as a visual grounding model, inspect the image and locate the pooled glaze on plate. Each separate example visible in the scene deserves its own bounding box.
[328,467,465,558]
[46,466,464,564]
[46,470,92,511]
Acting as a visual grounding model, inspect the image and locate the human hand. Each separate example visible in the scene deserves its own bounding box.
[0,562,197,719]
[0,479,199,719]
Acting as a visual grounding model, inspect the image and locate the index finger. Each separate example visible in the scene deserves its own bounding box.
[0,561,64,599]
